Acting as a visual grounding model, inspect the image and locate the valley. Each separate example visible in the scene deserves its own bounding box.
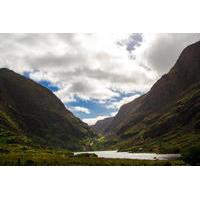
[1,40,200,165]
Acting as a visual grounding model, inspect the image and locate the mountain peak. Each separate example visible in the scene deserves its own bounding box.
[0,67,12,73]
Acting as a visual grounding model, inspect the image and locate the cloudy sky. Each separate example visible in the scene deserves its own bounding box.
[0,33,199,125]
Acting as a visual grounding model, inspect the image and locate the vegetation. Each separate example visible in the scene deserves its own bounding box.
[1,41,200,166]
[181,145,200,165]
[74,153,98,158]
[101,83,200,154]
[0,150,184,166]
[0,80,199,165]
[0,115,184,166]
[0,68,94,151]
[0,119,184,166]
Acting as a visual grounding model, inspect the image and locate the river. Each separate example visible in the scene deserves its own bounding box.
[74,150,181,160]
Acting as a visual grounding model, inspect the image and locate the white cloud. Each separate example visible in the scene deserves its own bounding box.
[0,33,199,106]
[70,106,90,114]
[0,33,158,104]
[83,115,111,125]
[83,110,118,125]
[54,78,120,102]
[110,111,118,117]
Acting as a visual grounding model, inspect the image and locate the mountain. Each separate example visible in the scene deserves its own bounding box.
[95,41,200,153]
[0,68,94,150]
[91,117,113,135]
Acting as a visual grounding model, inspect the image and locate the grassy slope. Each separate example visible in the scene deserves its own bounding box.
[0,152,184,166]
[0,108,184,165]
[102,83,200,153]
[0,83,190,166]
[0,68,94,151]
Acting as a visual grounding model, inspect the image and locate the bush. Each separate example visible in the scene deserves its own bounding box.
[74,153,98,158]
[182,145,200,165]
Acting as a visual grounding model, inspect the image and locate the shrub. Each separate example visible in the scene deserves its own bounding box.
[74,153,98,158]
[181,145,200,165]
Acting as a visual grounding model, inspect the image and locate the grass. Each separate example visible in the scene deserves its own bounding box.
[0,128,186,166]
[0,128,184,166]
[0,150,184,166]
[0,95,194,166]
[106,84,200,154]
[117,131,200,154]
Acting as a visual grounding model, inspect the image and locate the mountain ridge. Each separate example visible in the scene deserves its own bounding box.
[92,41,200,153]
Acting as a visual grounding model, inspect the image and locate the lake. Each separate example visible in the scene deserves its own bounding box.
[74,150,181,160]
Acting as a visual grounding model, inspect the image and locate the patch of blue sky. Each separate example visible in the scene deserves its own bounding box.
[65,91,143,120]
[65,96,117,119]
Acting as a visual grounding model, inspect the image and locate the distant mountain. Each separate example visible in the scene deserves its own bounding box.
[91,117,113,135]
[95,41,200,153]
[0,68,94,150]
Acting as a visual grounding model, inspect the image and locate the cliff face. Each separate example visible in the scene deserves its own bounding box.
[0,68,94,150]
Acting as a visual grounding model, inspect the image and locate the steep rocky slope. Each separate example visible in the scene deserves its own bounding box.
[0,68,94,150]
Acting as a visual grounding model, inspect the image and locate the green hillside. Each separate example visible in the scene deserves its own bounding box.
[104,82,200,153]
[0,68,94,151]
